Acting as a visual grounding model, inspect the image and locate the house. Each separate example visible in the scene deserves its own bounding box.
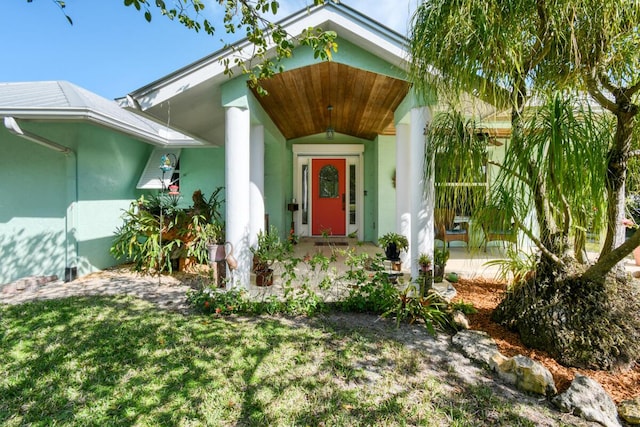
[0,2,503,288]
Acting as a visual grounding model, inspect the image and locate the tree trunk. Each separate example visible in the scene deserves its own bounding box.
[599,99,638,258]
[493,258,640,370]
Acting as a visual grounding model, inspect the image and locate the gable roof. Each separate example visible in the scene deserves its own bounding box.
[0,81,204,147]
[121,1,412,143]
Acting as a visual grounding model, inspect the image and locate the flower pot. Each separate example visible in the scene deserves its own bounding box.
[384,243,401,261]
[255,269,274,287]
[633,246,640,266]
[208,243,226,263]
[420,264,432,274]
[391,260,402,271]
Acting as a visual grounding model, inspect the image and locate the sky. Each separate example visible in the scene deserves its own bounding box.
[0,1,418,101]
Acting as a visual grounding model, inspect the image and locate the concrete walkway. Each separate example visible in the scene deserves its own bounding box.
[0,266,198,311]
[3,238,639,309]
[1,239,496,308]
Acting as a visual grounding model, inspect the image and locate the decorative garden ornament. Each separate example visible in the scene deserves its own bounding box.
[225,242,238,271]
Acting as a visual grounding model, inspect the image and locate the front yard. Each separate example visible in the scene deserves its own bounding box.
[0,296,574,426]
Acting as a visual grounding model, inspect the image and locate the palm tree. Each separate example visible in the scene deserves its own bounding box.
[410,0,640,369]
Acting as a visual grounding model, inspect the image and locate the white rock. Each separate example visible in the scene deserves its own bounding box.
[553,374,621,427]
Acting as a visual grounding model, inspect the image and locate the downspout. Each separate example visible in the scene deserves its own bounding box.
[4,117,72,154]
[4,116,78,281]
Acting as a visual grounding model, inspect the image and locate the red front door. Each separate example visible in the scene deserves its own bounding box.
[312,158,346,236]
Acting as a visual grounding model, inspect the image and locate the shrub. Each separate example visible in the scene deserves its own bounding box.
[111,189,224,273]
[382,287,451,335]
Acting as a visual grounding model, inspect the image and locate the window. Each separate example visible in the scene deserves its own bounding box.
[319,165,339,198]
[302,164,309,224]
[349,164,356,224]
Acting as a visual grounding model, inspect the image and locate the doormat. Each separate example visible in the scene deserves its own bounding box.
[314,241,349,246]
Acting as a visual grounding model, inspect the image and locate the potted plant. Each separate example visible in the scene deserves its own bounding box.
[378,232,409,261]
[204,221,226,263]
[433,246,450,283]
[417,253,432,273]
[251,226,288,286]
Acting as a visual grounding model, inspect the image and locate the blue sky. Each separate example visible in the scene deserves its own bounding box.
[1,1,417,100]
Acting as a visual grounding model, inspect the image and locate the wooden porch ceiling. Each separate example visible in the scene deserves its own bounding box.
[251,62,411,140]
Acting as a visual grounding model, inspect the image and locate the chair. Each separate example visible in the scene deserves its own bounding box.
[480,208,517,251]
[434,208,469,248]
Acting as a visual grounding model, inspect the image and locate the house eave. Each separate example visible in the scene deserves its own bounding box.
[0,108,207,147]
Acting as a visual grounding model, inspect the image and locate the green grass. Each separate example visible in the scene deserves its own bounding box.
[1,296,565,426]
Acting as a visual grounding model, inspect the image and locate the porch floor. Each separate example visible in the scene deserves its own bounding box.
[245,238,509,299]
[245,238,640,299]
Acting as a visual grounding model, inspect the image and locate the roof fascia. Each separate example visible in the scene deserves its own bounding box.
[0,108,206,147]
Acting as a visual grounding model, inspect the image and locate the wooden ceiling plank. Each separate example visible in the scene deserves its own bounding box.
[252,62,411,140]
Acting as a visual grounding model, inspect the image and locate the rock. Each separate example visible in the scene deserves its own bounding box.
[514,355,557,396]
[452,330,500,367]
[553,374,621,427]
[1,283,17,294]
[490,352,517,384]
[618,397,640,425]
[433,281,457,302]
[490,354,556,396]
[451,310,470,330]
[452,331,556,396]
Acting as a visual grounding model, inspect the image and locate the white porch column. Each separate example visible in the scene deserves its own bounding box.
[409,107,432,279]
[225,106,251,288]
[396,123,411,266]
[250,124,265,247]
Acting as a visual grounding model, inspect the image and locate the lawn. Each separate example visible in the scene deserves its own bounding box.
[1,296,569,426]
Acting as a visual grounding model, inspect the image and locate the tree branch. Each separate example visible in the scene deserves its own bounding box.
[597,70,619,97]
[628,78,640,97]
[586,74,618,113]
[517,222,565,267]
[584,228,640,281]
[522,0,552,73]
[527,158,558,251]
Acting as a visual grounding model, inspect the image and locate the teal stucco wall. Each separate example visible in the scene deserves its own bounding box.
[375,135,397,239]
[276,38,407,80]
[0,121,151,284]
[178,147,226,213]
[1,125,68,284]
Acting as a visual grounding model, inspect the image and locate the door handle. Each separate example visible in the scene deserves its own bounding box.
[342,193,345,211]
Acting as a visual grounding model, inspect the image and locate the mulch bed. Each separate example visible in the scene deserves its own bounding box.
[453,277,640,404]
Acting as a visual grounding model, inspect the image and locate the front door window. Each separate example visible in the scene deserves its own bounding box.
[319,165,339,198]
